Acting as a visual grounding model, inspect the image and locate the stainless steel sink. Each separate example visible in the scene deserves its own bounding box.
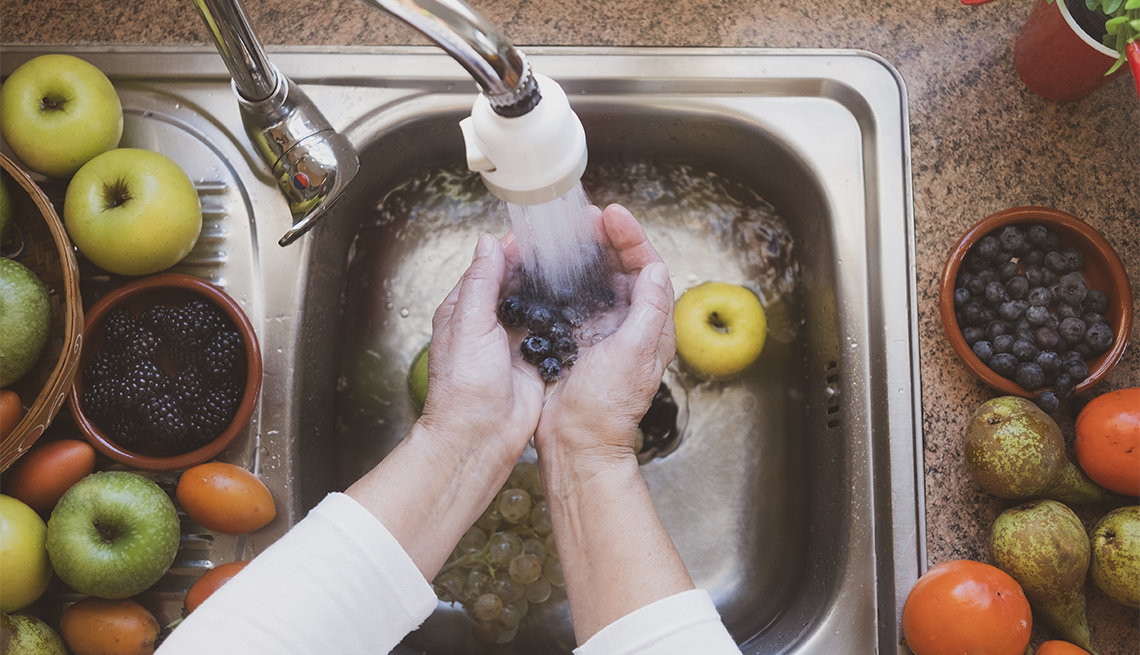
[0,45,923,655]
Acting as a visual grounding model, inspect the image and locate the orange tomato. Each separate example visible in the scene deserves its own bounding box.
[176,462,275,534]
[902,559,1032,655]
[3,439,96,514]
[1075,387,1140,497]
[0,389,24,440]
[184,560,251,613]
[60,597,160,655]
[1036,641,1091,655]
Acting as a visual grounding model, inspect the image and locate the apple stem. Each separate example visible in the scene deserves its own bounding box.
[39,96,64,111]
[708,311,729,333]
[102,180,133,209]
[92,519,117,543]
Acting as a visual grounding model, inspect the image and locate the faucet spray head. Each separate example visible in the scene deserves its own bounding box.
[460,73,588,205]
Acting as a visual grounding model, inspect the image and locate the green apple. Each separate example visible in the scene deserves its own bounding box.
[0,171,13,244]
[0,495,53,613]
[409,342,430,410]
[1090,505,1140,608]
[0,54,123,179]
[674,281,767,379]
[0,257,51,387]
[46,471,180,599]
[0,612,67,655]
[64,148,202,276]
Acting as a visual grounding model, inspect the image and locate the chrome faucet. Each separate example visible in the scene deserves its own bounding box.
[193,0,587,244]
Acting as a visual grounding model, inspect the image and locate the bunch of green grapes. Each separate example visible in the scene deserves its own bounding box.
[432,460,564,645]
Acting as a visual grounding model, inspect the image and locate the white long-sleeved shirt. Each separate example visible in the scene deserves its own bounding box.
[158,493,742,655]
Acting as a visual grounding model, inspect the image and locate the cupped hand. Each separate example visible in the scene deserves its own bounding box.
[533,204,676,464]
[420,233,545,472]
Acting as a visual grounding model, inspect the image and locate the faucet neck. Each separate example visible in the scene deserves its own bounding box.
[192,0,278,102]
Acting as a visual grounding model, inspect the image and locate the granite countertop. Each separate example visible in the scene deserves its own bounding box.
[3,0,1138,651]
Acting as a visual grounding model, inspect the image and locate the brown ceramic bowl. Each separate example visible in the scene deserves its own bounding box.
[939,207,1132,399]
[67,274,262,471]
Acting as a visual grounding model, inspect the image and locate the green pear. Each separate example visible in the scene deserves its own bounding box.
[964,396,1115,504]
[408,342,430,411]
[0,612,67,655]
[1090,505,1140,609]
[990,499,1098,654]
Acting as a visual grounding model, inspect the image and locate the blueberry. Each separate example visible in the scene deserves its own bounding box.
[1071,341,1094,358]
[962,326,986,346]
[979,308,998,325]
[1061,350,1085,365]
[998,300,1029,322]
[965,253,988,273]
[1056,272,1088,306]
[1034,326,1061,352]
[975,235,1002,261]
[972,340,994,364]
[1085,323,1114,353]
[497,297,528,328]
[1014,317,1032,332]
[1027,286,1053,307]
[1021,250,1044,267]
[1012,339,1040,362]
[985,281,1009,307]
[1053,373,1076,399]
[1035,391,1060,414]
[1043,231,1061,252]
[1063,359,1089,382]
[552,336,578,363]
[1014,362,1045,391]
[560,306,585,327]
[1025,305,1052,326]
[962,303,984,327]
[1035,350,1062,375]
[1005,276,1029,300]
[525,305,556,334]
[1044,250,1068,273]
[1025,266,1047,288]
[998,259,1021,281]
[1058,317,1087,344]
[1082,312,1107,326]
[548,321,573,341]
[985,320,1011,342]
[999,226,1028,254]
[1057,302,1081,319]
[1083,289,1108,314]
[956,272,972,290]
[954,288,971,308]
[1059,247,1085,272]
[520,335,552,364]
[993,334,1015,354]
[1025,224,1050,246]
[967,275,988,296]
[538,357,562,382]
[989,353,1019,378]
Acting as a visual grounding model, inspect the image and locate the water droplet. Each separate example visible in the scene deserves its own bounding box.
[399,308,410,318]
[592,334,604,344]
[385,301,394,310]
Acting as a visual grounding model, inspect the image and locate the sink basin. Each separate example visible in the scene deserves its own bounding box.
[0,46,923,655]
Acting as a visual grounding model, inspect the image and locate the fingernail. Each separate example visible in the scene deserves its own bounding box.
[474,234,493,260]
[648,262,668,288]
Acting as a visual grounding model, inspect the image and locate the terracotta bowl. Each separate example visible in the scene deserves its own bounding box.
[67,274,262,471]
[939,206,1132,398]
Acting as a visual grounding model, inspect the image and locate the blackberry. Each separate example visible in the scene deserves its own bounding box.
[122,327,162,363]
[552,337,578,364]
[140,305,174,335]
[199,329,245,382]
[103,308,138,345]
[107,412,146,447]
[85,346,127,383]
[173,366,206,411]
[538,357,562,382]
[169,299,226,353]
[186,388,239,445]
[520,335,552,365]
[139,393,189,449]
[120,359,169,408]
[82,379,120,421]
[497,297,528,329]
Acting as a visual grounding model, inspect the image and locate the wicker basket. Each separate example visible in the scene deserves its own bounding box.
[0,153,83,472]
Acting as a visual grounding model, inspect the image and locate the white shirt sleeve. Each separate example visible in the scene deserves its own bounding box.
[157,492,438,655]
[573,589,742,655]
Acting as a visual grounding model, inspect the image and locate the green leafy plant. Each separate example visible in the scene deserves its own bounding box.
[1088,0,1140,73]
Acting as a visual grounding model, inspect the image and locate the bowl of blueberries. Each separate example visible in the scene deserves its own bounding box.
[67,274,263,471]
[939,206,1132,412]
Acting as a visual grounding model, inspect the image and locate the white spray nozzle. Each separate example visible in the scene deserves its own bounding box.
[459,73,588,206]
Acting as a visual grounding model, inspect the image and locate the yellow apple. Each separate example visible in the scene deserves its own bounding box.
[0,494,53,613]
[674,282,767,379]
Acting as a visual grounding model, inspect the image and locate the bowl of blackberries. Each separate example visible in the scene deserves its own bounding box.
[67,274,263,470]
[940,207,1132,412]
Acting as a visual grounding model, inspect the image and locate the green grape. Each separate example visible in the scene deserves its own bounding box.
[545,533,558,557]
[488,532,523,566]
[498,488,532,524]
[494,626,518,645]
[472,620,501,645]
[508,461,540,492]
[530,499,552,534]
[497,598,528,630]
[521,537,547,565]
[492,572,525,603]
[525,578,552,604]
[465,568,491,600]
[458,525,488,554]
[543,557,565,587]
[473,593,503,621]
[433,567,467,602]
[509,554,543,584]
[476,502,503,533]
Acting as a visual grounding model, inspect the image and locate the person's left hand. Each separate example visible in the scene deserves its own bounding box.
[420,233,546,473]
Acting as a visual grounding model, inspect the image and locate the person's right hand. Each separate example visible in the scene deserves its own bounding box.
[532,204,676,467]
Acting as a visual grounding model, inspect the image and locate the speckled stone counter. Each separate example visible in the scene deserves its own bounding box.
[3,0,1138,651]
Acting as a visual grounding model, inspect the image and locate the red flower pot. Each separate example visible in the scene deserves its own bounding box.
[1014,0,1126,101]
